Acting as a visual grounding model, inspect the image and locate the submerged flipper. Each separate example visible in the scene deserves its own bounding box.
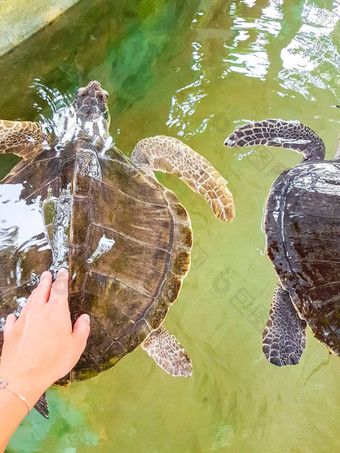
[262,284,307,367]
[225,119,325,161]
[0,120,48,160]
[34,391,49,419]
[131,136,234,221]
[141,326,192,377]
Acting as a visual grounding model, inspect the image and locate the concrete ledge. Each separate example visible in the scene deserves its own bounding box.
[0,0,80,56]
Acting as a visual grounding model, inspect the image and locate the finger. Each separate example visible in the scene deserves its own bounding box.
[28,271,52,305]
[50,268,69,304]
[4,313,17,336]
[72,314,90,353]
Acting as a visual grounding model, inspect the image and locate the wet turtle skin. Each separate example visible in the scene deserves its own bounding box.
[0,140,192,384]
[225,118,340,364]
[266,160,340,356]
[0,81,234,394]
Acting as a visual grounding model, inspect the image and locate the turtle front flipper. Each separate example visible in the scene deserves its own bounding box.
[262,284,307,367]
[141,326,192,377]
[225,119,325,161]
[131,136,234,222]
[0,120,48,160]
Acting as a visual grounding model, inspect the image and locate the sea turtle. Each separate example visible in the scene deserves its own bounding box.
[0,81,235,417]
[225,119,340,366]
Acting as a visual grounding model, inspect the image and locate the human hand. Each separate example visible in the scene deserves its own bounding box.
[0,269,90,409]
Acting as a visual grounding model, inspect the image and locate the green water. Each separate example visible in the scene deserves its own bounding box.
[0,0,339,451]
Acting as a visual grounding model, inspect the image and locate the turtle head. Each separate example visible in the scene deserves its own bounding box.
[73,81,111,147]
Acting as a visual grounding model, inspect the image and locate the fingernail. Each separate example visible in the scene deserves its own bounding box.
[41,271,50,278]
[57,268,68,278]
[84,314,90,325]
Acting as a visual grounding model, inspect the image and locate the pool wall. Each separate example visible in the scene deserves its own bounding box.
[0,0,80,56]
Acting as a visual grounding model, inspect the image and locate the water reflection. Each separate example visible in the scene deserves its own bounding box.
[279,1,340,99]
[167,41,209,138]
[0,184,45,251]
[221,0,340,99]
[223,0,283,80]
[167,0,339,145]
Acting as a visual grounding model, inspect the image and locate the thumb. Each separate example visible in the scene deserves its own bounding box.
[4,314,17,337]
[72,314,90,354]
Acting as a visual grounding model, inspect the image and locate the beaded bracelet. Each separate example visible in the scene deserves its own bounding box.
[0,378,31,414]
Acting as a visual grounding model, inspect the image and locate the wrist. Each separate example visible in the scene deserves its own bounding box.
[0,365,47,409]
[0,381,29,418]
[0,378,31,414]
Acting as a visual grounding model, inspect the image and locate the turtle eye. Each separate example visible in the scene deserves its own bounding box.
[103,111,109,120]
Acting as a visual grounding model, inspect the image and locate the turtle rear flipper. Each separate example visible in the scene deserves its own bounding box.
[141,326,192,377]
[0,120,48,160]
[131,136,235,222]
[262,284,307,367]
[34,391,49,419]
[225,119,325,161]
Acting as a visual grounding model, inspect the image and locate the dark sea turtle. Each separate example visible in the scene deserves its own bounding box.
[225,119,340,366]
[0,81,235,417]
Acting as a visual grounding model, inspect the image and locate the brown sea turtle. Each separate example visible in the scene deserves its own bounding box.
[0,81,234,417]
[225,119,340,366]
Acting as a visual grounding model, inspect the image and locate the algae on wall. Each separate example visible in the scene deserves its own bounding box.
[0,0,81,56]
[0,0,198,121]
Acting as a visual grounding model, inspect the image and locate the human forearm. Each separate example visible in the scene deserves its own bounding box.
[0,366,48,450]
[0,269,90,451]
[0,388,28,452]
